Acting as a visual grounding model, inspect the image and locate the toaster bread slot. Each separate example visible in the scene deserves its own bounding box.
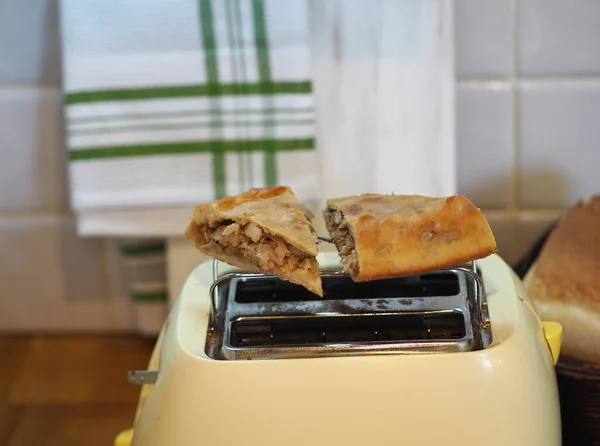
[234,273,460,303]
[230,312,466,347]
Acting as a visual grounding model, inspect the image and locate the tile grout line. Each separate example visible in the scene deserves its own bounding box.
[458,76,600,86]
[0,211,72,221]
[0,85,62,92]
[508,0,520,262]
[481,209,566,218]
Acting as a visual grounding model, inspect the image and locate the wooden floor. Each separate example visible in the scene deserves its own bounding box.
[0,335,155,446]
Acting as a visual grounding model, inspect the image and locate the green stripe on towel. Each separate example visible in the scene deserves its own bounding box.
[65,81,312,104]
[199,0,226,198]
[199,0,219,84]
[69,138,314,161]
[212,144,227,200]
[131,291,169,303]
[252,0,271,83]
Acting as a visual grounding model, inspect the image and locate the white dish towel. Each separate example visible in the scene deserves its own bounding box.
[59,0,320,236]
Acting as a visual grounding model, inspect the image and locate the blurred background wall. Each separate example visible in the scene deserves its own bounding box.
[1,0,599,331]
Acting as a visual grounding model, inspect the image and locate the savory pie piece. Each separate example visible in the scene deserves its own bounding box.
[324,194,497,282]
[185,186,323,296]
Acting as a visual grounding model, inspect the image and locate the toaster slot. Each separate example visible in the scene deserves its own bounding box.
[234,273,460,303]
[230,312,466,347]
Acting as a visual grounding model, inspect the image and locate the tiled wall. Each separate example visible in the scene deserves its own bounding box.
[1,0,599,330]
[455,0,600,264]
[0,0,133,331]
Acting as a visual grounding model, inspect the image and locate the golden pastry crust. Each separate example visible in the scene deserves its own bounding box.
[325,194,497,281]
[186,186,322,296]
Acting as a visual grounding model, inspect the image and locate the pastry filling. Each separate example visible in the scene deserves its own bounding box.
[324,207,359,276]
[195,220,317,276]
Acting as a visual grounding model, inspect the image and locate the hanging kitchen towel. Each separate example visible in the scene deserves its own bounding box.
[59,0,319,236]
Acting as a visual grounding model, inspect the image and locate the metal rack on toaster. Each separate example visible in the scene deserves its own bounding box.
[205,258,493,361]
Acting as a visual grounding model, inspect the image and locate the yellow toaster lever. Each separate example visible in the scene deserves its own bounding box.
[114,428,134,446]
[542,321,563,365]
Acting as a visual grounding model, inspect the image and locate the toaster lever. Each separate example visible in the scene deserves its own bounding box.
[128,370,159,385]
[542,321,563,365]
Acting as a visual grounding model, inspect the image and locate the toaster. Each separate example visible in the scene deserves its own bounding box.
[120,252,563,446]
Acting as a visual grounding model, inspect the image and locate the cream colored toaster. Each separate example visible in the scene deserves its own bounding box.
[121,252,563,446]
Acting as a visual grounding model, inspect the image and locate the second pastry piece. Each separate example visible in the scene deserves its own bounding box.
[324,194,497,282]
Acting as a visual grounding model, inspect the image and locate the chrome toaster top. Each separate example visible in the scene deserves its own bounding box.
[206,260,492,361]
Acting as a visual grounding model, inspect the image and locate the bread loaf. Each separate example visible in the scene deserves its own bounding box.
[524,196,600,363]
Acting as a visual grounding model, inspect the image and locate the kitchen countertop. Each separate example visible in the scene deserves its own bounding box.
[0,334,154,446]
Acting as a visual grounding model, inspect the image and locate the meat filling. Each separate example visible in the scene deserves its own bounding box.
[324,207,359,276]
[197,220,316,273]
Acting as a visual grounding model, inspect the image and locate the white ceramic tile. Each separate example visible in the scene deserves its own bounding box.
[454,0,512,78]
[457,84,513,208]
[0,89,69,213]
[518,0,600,76]
[0,217,134,331]
[518,82,600,208]
[482,211,516,265]
[0,0,61,85]
[514,212,562,264]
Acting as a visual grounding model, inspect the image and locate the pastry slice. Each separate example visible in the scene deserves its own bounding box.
[324,194,496,281]
[186,186,322,296]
